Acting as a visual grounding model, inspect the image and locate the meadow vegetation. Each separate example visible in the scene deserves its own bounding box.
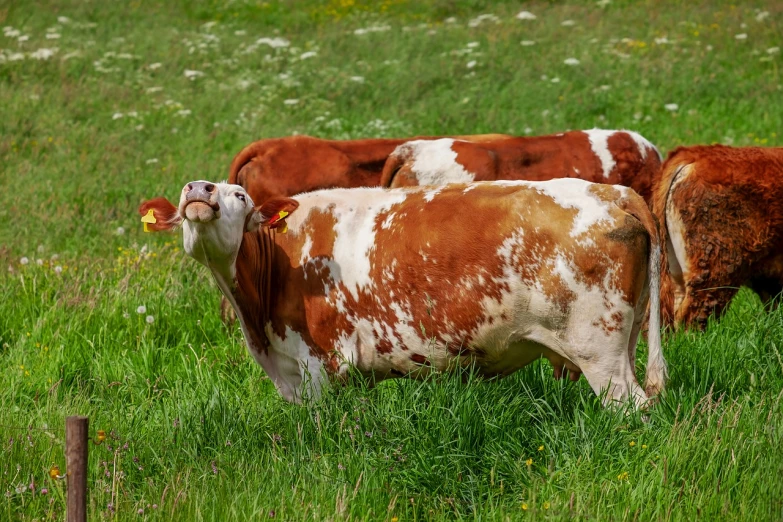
[1,0,782,519]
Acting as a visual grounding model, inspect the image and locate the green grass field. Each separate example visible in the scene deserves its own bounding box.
[2,0,783,519]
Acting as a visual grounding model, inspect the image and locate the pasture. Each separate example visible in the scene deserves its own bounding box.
[2,0,782,519]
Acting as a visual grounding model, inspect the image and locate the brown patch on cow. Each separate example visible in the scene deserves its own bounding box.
[410,353,430,366]
[384,130,661,205]
[652,145,783,329]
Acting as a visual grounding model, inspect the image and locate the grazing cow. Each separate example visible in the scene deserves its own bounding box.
[381,129,661,204]
[229,134,510,203]
[653,145,783,329]
[140,178,666,407]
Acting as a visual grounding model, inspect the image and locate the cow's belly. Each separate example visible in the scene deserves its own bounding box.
[337,288,573,380]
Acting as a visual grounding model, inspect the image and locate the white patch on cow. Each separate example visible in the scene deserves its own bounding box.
[624,130,662,161]
[264,325,325,402]
[585,129,617,178]
[424,187,444,202]
[574,167,580,174]
[393,139,476,186]
[529,178,613,237]
[382,212,396,229]
[287,188,409,301]
[665,165,692,309]
[299,234,312,265]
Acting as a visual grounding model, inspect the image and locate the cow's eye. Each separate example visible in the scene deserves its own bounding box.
[235,193,246,203]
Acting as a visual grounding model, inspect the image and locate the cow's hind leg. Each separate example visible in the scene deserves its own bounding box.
[571,319,649,410]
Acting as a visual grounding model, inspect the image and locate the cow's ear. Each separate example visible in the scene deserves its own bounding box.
[259,197,300,231]
[138,197,181,232]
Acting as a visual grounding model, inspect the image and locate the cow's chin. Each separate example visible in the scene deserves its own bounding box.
[185,202,219,223]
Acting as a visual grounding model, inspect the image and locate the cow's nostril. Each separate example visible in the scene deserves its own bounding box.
[186,183,193,192]
[205,183,215,193]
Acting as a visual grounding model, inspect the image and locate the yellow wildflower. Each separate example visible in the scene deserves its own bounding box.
[525,458,533,466]
[538,445,544,451]
[629,441,636,447]
[618,471,629,481]
[521,503,528,511]
[543,502,550,510]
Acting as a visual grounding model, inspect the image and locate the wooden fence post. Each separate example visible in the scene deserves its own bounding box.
[66,416,88,522]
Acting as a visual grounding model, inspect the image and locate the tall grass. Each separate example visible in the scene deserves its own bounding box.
[1,0,782,519]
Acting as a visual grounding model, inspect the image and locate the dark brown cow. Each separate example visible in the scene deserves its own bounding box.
[229,134,510,203]
[653,144,783,329]
[381,129,661,204]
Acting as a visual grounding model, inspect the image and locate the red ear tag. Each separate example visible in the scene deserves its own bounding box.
[268,210,289,232]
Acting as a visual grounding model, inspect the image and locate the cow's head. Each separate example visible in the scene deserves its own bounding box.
[139,181,298,270]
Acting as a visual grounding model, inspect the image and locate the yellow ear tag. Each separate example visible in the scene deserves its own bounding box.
[277,210,289,220]
[280,222,288,234]
[141,208,157,232]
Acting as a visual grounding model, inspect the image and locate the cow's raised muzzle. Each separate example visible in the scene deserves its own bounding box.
[183,182,220,221]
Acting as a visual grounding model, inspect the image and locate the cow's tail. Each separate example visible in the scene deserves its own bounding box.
[652,149,694,327]
[622,195,667,397]
[379,146,408,187]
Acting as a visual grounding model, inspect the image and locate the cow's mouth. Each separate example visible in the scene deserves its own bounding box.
[183,199,221,223]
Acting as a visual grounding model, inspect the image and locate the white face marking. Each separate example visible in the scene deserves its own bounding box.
[584,129,617,178]
[392,139,475,186]
[179,181,256,276]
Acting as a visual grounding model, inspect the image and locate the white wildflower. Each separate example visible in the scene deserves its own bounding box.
[299,51,317,59]
[36,259,44,266]
[767,47,780,54]
[756,11,769,22]
[234,30,247,36]
[516,11,536,20]
[37,245,45,254]
[18,35,29,42]
[20,257,29,265]
[735,33,747,40]
[599,85,611,91]
[524,127,533,134]
[706,45,713,51]
[135,124,144,131]
[137,305,147,314]
[561,20,576,26]
[145,158,159,164]
[466,60,477,68]
[112,112,123,120]
[664,103,679,111]
[255,37,289,48]
[176,109,191,117]
[8,52,25,61]
[654,37,670,45]
[521,40,536,46]
[564,57,580,65]
[550,77,560,83]
[148,62,162,70]
[350,76,365,83]
[283,98,299,105]
[353,24,390,35]
[633,112,643,121]
[146,86,163,93]
[468,14,500,28]
[30,48,57,60]
[51,254,59,261]
[57,16,71,24]
[116,227,126,235]
[444,17,457,24]
[467,41,480,48]
[146,315,154,324]
[123,312,130,319]
[596,0,611,6]
[127,111,138,118]
[183,69,204,80]
[45,33,61,40]
[54,266,62,274]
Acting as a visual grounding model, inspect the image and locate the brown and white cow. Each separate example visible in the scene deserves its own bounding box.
[141,179,667,407]
[381,129,661,204]
[229,134,510,203]
[653,144,783,329]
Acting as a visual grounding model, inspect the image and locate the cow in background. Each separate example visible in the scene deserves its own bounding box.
[381,129,661,205]
[653,144,783,329]
[229,134,510,203]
